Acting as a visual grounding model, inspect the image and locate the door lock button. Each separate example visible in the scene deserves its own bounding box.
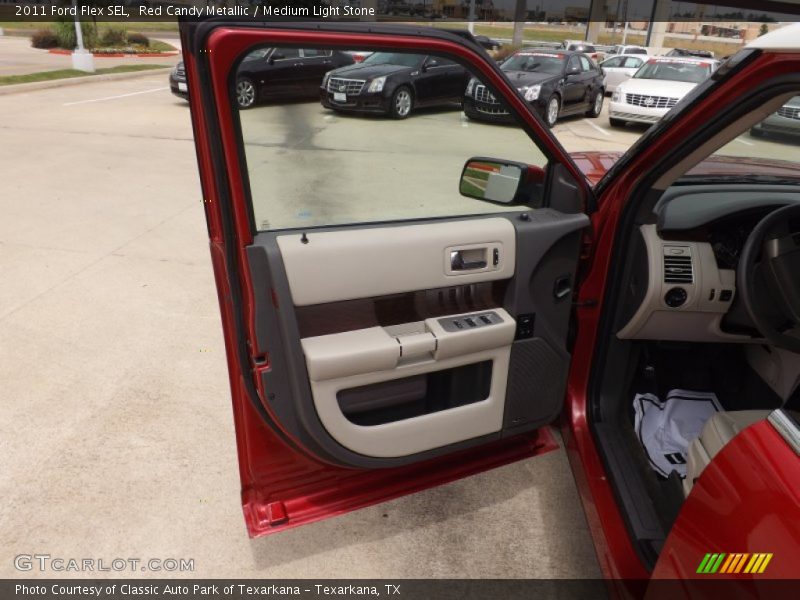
[515,313,535,339]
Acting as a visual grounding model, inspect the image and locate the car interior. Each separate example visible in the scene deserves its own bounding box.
[591,89,800,566]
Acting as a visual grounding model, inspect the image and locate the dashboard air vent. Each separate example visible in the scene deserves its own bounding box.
[663,249,694,284]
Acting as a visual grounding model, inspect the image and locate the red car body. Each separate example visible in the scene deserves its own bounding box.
[182,20,800,586]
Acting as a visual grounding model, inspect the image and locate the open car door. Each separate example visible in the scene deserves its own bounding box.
[181,20,594,536]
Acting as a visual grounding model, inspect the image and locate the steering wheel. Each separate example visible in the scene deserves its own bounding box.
[738,203,800,354]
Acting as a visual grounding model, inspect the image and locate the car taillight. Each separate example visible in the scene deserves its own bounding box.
[353,54,365,63]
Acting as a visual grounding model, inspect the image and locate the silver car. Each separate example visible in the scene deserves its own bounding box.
[599,54,649,94]
[751,96,800,139]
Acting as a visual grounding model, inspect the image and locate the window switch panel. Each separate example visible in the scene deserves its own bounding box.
[437,311,500,332]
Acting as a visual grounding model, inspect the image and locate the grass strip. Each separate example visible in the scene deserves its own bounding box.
[0,64,168,86]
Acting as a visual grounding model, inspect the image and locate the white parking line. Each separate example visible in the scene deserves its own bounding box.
[63,87,168,106]
[585,120,611,137]
[734,137,755,146]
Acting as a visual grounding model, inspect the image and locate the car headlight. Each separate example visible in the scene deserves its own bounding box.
[465,78,476,97]
[367,76,386,93]
[518,84,541,102]
[322,72,331,88]
[612,89,621,102]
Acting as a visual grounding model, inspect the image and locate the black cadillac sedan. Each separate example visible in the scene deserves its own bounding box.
[170,48,355,109]
[320,52,469,119]
[464,49,605,127]
[235,47,355,109]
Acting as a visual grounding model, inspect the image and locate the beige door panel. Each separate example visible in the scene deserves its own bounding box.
[309,348,511,457]
[277,218,516,306]
[301,309,516,457]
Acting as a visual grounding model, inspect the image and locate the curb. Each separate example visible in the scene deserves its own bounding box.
[0,67,171,95]
[48,49,180,58]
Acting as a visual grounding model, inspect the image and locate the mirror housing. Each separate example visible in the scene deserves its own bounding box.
[459,157,545,206]
[422,59,438,72]
[269,52,285,65]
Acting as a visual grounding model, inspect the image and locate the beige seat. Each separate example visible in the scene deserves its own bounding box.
[684,410,771,496]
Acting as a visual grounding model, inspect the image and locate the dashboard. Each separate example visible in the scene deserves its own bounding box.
[618,185,800,344]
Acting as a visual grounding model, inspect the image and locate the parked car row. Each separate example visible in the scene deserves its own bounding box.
[171,45,605,126]
[169,43,798,137]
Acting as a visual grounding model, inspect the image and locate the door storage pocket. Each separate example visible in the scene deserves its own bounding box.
[337,361,492,426]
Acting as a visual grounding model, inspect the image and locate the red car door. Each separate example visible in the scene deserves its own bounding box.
[652,412,800,582]
[181,20,599,537]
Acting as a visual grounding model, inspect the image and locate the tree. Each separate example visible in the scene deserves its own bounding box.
[759,23,769,36]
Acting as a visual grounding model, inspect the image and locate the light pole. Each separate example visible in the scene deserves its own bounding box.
[71,0,95,73]
[468,0,476,34]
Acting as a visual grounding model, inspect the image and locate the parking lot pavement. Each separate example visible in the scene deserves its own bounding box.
[239,99,645,230]
[0,75,625,579]
[0,36,180,77]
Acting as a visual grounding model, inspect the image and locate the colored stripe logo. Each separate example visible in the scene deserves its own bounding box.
[696,552,773,574]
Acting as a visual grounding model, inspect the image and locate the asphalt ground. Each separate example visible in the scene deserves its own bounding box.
[2,70,797,579]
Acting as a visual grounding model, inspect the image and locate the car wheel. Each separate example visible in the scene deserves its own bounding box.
[609,117,626,127]
[587,90,603,118]
[390,86,413,119]
[544,95,560,128]
[235,78,257,109]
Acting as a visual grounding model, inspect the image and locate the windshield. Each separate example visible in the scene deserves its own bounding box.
[501,53,565,75]
[362,52,424,68]
[634,59,712,83]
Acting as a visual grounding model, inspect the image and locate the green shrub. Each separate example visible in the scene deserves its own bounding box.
[100,26,128,47]
[31,29,59,49]
[127,32,150,47]
[54,19,98,51]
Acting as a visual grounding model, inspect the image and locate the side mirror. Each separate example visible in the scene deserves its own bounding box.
[269,52,285,65]
[459,158,544,205]
[422,59,437,72]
